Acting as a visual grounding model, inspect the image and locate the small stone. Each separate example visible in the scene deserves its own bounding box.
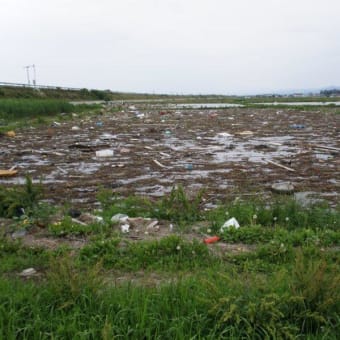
[271,182,295,194]
[12,229,27,238]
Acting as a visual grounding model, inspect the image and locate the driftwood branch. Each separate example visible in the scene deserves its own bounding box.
[153,159,167,168]
[264,159,295,172]
[311,144,340,152]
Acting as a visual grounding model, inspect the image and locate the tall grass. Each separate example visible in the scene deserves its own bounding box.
[204,253,340,338]
[0,99,73,119]
[0,252,339,339]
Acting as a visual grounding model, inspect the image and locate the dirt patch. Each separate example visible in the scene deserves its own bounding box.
[208,242,256,256]
[20,234,87,250]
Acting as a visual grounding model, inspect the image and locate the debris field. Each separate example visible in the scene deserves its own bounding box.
[1,106,339,208]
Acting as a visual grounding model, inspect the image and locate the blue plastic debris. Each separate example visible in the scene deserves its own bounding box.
[290,124,305,129]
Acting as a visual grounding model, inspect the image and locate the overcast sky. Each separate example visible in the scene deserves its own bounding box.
[1,0,339,94]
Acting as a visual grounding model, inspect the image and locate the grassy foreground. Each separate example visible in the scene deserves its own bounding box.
[0,181,339,339]
[1,254,339,339]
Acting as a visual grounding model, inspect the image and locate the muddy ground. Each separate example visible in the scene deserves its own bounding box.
[1,106,339,209]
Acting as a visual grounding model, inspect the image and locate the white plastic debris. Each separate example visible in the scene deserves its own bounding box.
[94,216,104,223]
[146,220,159,230]
[135,112,145,119]
[238,130,253,136]
[217,132,232,138]
[81,213,104,224]
[111,213,129,223]
[19,268,37,277]
[71,218,87,226]
[121,224,130,233]
[96,149,114,157]
[220,217,240,231]
[71,126,80,131]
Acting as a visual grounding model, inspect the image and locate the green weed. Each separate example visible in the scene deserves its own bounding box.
[0,237,47,273]
[0,176,41,218]
[80,235,213,271]
[98,185,205,227]
[207,197,339,231]
[48,216,90,237]
[46,255,104,303]
[155,185,205,225]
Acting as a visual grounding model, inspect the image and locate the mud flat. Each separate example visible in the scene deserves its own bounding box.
[1,106,339,208]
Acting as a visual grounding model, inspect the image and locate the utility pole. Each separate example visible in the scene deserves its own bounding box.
[32,64,36,86]
[24,65,31,85]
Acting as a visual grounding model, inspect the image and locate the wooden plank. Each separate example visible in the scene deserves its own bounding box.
[0,169,18,177]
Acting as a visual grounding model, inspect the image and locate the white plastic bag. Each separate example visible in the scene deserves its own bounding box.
[220,217,240,232]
